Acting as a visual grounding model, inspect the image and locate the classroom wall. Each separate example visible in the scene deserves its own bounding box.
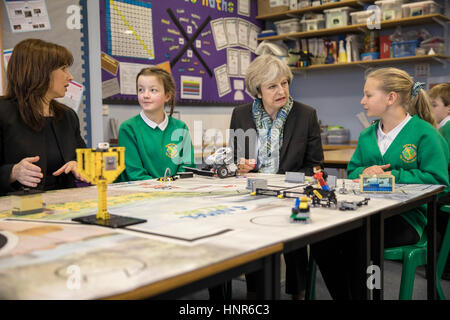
[103,61,449,146]
[96,2,450,144]
[104,104,233,148]
[291,63,450,141]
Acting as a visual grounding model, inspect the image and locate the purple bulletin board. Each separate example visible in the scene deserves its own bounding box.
[100,0,262,106]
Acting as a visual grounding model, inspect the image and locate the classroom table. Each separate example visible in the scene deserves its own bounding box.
[323,149,355,169]
[0,175,444,300]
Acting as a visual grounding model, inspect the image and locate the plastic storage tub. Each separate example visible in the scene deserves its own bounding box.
[361,52,380,61]
[326,128,350,144]
[298,0,311,8]
[323,7,355,29]
[350,9,378,25]
[300,17,325,31]
[274,18,302,34]
[374,0,403,20]
[401,1,441,17]
[420,37,445,55]
[391,40,419,57]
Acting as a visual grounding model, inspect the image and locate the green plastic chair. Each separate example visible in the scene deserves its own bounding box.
[305,257,316,300]
[384,204,450,300]
[437,205,450,300]
[384,229,428,299]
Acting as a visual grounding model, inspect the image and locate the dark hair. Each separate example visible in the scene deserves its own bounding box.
[135,67,176,116]
[4,39,73,131]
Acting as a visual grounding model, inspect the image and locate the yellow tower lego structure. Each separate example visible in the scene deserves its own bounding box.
[73,142,146,228]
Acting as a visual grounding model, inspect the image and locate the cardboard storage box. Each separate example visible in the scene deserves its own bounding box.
[258,0,289,16]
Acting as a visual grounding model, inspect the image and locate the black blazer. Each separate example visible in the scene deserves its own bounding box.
[229,101,324,176]
[0,98,86,195]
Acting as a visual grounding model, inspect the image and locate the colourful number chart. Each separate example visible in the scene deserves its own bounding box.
[100,0,262,106]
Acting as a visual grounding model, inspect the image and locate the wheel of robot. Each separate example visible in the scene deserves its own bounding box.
[217,165,229,178]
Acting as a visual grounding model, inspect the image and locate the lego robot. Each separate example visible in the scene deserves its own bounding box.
[203,147,238,178]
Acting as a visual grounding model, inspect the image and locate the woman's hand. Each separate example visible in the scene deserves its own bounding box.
[53,161,88,182]
[362,164,391,176]
[237,158,256,174]
[10,156,43,187]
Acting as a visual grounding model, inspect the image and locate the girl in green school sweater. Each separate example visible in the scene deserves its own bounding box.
[311,67,449,300]
[429,83,450,153]
[429,82,450,279]
[118,67,195,181]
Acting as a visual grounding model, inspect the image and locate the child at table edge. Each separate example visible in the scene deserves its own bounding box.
[311,67,449,300]
[117,67,195,182]
[347,69,449,242]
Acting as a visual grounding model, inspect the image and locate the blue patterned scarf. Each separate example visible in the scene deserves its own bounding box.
[252,96,293,173]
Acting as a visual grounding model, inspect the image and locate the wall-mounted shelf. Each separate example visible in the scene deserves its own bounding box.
[290,54,450,72]
[256,0,375,20]
[258,14,450,40]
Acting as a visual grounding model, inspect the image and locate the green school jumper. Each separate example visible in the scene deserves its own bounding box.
[439,121,450,154]
[118,115,195,181]
[347,115,449,239]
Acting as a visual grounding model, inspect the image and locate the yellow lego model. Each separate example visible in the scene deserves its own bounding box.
[73,142,146,228]
[11,190,43,216]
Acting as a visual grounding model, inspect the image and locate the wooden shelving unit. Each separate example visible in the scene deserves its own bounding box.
[257,2,450,70]
[256,0,374,20]
[258,14,450,41]
[290,54,450,72]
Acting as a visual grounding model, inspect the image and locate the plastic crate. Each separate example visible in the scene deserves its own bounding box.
[350,9,378,25]
[391,40,419,58]
[298,0,311,8]
[300,17,325,31]
[361,52,380,61]
[420,37,445,55]
[374,0,404,21]
[274,18,302,34]
[401,1,441,17]
[323,6,355,29]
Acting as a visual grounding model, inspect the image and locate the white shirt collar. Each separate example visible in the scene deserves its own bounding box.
[140,111,168,131]
[377,113,412,155]
[438,115,450,129]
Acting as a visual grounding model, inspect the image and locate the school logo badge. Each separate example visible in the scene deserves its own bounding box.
[400,144,417,163]
[165,143,178,158]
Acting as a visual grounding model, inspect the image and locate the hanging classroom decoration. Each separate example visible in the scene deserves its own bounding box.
[100,0,261,106]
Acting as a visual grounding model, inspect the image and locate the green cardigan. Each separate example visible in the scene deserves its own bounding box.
[118,115,195,181]
[439,121,450,154]
[348,115,449,238]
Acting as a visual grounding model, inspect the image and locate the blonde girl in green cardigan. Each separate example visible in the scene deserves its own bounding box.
[311,67,449,300]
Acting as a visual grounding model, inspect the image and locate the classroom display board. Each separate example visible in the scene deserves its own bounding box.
[100,0,262,106]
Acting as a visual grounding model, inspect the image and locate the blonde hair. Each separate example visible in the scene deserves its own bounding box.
[136,67,176,116]
[245,54,293,97]
[429,83,450,106]
[366,67,436,127]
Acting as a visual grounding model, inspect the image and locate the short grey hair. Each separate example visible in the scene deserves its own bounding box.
[245,54,293,97]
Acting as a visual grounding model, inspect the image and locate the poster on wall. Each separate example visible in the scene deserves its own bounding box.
[4,0,51,33]
[100,0,261,106]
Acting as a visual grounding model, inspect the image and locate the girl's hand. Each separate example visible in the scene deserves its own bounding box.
[362,164,391,176]
[10,156,43,187]
[237,158,256,174]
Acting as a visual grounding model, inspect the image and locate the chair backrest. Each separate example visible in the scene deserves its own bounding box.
[416,227,428,247]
